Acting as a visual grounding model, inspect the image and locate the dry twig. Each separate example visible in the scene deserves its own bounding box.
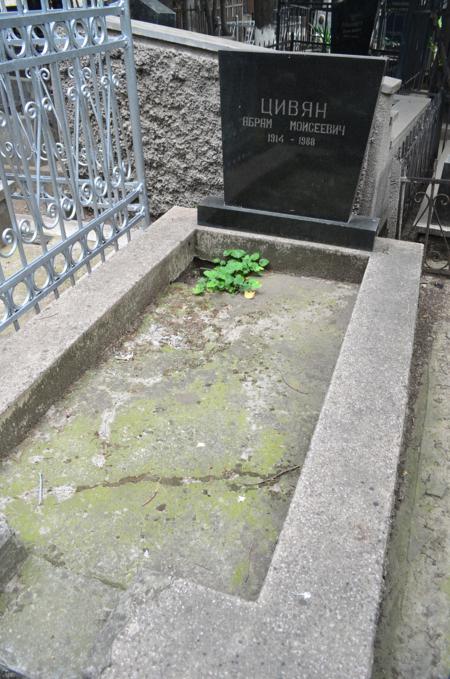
[243,465,301,488]
[142,490,158,507]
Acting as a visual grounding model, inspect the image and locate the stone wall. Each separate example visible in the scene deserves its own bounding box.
[109,24,226,217]
[354,78,401,229]
[134,41,222,217]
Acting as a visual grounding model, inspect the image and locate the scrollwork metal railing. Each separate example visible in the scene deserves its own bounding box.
[397,177,450,276]
[0,0,149,332]
[397,92,442,181]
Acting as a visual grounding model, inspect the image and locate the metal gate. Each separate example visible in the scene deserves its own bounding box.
[0,0,149,332]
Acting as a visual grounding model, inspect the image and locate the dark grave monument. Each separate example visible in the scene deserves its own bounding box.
[330,0,379,56]
[198,50,386,249]
[130,0,176,27]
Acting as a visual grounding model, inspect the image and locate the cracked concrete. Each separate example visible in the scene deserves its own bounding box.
[0,268,356,677]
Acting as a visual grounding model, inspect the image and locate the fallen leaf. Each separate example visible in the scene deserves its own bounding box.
[244,290,256,299]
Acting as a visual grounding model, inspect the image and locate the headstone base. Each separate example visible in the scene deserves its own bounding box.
[198,196,380,251]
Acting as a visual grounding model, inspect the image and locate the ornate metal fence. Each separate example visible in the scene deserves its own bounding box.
[397,177,450,276]
[395,91,442,224]
[397,93,442,179]
[275,0,331,52]
[0,0,149,332]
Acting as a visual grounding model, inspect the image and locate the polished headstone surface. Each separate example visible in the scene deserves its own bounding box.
[198,195,380,250]
[219,51,385,222]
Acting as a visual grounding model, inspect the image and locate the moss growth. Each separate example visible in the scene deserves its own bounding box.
[252,429,287,475]
[231,559,249,591]
[0,274,356,601]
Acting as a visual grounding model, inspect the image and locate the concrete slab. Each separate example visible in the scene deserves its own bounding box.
[0,515,26,587]
[0,271,356,674]
[391,94,431,150]
[85,236,422,679]
[0,556,119,679]
[0,208,423,679]
[0,208,197,460]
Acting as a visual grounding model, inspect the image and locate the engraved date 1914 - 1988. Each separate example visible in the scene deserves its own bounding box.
[267,133,316,146]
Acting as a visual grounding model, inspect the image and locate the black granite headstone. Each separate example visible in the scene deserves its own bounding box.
[220,50,384,222]
[198,50,386,250]
[130,0,176,27]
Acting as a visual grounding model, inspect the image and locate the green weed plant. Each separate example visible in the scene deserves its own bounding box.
[192,249,270,296]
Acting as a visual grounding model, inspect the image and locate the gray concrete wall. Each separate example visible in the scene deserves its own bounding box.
[122,40,222,217]
[355,81,400,226]
[107,21,239,217]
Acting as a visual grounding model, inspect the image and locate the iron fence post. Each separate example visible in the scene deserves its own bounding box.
[122,0,150,227]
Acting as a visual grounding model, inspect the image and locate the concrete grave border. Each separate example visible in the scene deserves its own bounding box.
[0,207,422,678]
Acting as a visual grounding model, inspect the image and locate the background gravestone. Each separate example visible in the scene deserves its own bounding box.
[330,0,379,56]
[130,0,175,26]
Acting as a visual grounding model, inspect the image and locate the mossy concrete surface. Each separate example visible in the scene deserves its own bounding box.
[0,271,357,677]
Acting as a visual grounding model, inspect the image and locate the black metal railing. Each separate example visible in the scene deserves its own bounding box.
[275,0,332,52]
[369,0,409,76]
[370,0,450,91]
[273,0,449,94]
[397,91,443,223]
[174,4,211,33]
[397,177,450,276]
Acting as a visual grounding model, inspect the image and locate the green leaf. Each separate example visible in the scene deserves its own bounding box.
[223,248,246,260]
[192,282,206,295]
[246,278,262,290]
[225,260,244,273]
[193,248,269,297]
